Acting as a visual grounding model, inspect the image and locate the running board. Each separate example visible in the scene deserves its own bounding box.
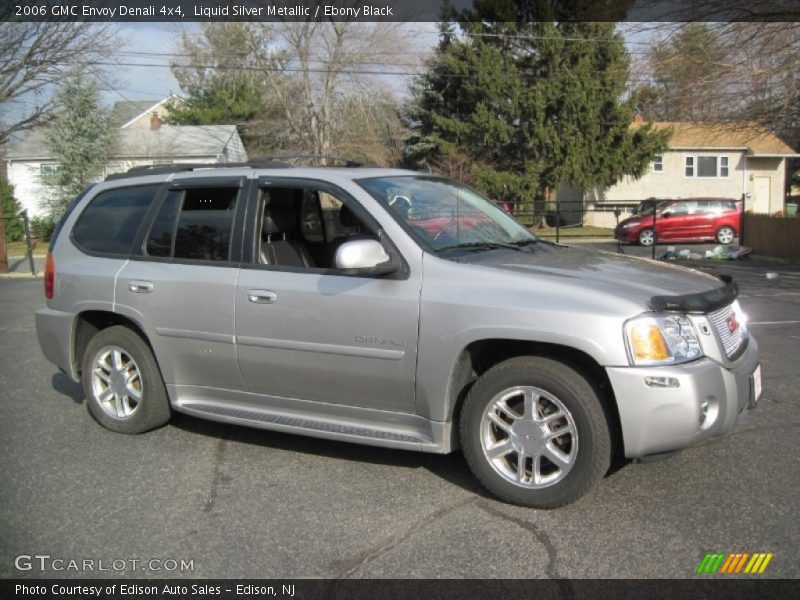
[174,399,447,453]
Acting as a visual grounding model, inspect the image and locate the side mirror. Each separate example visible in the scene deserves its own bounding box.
[334,239,396,276]
[661,211,671,218]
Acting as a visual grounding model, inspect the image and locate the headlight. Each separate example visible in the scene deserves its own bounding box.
[622,222,638,229]
[624,314,702,366]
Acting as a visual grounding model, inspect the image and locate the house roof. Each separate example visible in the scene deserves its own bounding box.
[6,125,240,161]
[636,121,798,156]
[109,100,162,128]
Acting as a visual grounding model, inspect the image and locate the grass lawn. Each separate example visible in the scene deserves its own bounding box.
[4,239,47,256]
[533,225,614,238]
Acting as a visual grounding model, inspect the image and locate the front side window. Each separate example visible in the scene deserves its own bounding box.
[358,176,536,253]
[145,187,238,262]
[72,185,161,255]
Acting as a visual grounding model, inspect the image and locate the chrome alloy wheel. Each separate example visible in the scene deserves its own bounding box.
[91,346,143,419]
[480,386,578,488]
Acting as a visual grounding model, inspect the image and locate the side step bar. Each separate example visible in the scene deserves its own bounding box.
[176,401,445,453]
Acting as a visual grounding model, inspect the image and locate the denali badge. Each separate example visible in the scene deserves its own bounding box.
[355,335,405,348]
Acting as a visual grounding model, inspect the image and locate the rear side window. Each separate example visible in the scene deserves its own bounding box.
[146,187,239,262]
[71,185,161,255]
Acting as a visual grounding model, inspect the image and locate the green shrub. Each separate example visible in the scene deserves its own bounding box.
[1,180,25,242]
[29,216,56,239]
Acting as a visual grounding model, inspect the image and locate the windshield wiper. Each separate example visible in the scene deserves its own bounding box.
[510,239,538,247]
[435,241,525,253]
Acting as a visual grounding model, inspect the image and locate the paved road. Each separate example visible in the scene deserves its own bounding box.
[1,259,799,579]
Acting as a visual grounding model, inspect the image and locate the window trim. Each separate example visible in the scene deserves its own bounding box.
[683,154,731,179]
[70,182,165,259]
[131,177,248,267]
[241,176,409,280]
[652,155,663,173]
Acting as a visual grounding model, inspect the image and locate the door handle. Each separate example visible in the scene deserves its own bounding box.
[128,281,154,293]
[247,290,277,304]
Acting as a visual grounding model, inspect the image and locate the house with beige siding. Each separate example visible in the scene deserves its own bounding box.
[5,97,248,218]
[559,122,798,228]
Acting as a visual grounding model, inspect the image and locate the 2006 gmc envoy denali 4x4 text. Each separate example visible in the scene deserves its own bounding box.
[35,161,761,507]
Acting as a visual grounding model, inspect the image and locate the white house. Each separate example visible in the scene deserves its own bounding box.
[5,98,249,218]
[559,121,799,228]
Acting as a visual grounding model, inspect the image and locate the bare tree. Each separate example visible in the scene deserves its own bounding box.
[0,23,117,145]
[632,22,800,146]
[171,19,418,164]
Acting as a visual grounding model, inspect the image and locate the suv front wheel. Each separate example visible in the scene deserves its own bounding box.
[460,356,610,508]
[82,325,171,434]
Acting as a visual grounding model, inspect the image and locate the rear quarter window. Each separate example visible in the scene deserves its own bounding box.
[71,185,161,255]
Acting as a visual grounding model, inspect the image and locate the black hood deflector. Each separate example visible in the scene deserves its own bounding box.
[650,275,738,313]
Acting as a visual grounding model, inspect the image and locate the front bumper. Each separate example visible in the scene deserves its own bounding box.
[614,226,637,243]
[606,338,759,458]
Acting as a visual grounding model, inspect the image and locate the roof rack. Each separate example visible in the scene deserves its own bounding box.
[103,155,374,181]
[104,160,290,181]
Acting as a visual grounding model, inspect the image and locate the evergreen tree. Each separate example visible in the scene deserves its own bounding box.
[43,69,117,220]
[404,4,668,217]
[0,180,24,242]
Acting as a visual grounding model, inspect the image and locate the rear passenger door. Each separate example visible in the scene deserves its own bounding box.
[114,177,248,392]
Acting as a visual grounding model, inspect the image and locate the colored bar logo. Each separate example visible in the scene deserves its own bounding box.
[696,552,773,574]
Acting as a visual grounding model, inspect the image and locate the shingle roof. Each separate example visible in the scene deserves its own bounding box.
[635,121,798,156]
[109,100,161,128]
[7,125,240,161]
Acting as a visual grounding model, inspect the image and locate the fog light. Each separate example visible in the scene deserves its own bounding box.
[700,400,709,425]
[644,376,680,388]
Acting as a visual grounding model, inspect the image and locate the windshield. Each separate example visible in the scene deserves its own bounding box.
[357,176,536,253]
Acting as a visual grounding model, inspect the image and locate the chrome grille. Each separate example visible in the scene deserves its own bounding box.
[708,303,746,359]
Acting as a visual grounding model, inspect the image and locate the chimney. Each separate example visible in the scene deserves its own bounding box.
[150,112,162,131]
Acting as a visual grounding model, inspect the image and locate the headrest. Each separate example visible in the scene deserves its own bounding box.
[263,203,296,235]
[339,204,361,228]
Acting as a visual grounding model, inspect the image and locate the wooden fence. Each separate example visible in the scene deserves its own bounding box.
[743,214,800,260]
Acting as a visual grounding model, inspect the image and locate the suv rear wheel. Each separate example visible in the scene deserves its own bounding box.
[460,356,610,508]
[82,325,171,434]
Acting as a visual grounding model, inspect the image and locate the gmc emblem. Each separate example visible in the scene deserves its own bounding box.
[727,316,740,334]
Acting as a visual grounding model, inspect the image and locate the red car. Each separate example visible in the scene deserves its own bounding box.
[614,198,741,246]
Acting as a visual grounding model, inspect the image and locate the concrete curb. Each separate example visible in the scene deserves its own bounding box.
[0,272,42,279]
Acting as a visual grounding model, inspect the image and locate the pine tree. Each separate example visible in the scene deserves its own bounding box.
[404,11,669,218]
[44,70,116,220]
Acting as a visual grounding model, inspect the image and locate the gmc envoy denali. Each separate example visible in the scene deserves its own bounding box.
[36,162,761,507]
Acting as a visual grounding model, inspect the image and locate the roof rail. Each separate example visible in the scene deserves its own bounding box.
[266,154,365,167]
[104,160,291,181]
[103,155,376,181]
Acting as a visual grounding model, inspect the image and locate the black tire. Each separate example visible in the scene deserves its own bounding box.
[716,226,735,244]
[460,356,611,508]
[637,228,655,246]
[81,325,171,434]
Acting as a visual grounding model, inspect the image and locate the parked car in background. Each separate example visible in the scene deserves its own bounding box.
[615,198,741,246]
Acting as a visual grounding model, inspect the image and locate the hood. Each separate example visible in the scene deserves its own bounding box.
[456,243,726,309]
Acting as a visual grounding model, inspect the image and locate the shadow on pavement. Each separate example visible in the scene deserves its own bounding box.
[51,371,84,405]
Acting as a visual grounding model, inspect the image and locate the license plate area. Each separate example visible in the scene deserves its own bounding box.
[750,364,762,408]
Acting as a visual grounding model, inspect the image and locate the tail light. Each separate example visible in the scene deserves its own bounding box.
[44,252,55,299]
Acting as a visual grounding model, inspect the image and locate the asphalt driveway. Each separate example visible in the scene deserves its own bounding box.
[1,258,798,579]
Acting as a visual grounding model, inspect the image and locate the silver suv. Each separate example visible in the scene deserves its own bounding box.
[36,163,761,507]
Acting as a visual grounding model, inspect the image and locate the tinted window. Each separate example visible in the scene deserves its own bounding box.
[173,188,238,261]
[146,191,182,257]
[72,185,160,254]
